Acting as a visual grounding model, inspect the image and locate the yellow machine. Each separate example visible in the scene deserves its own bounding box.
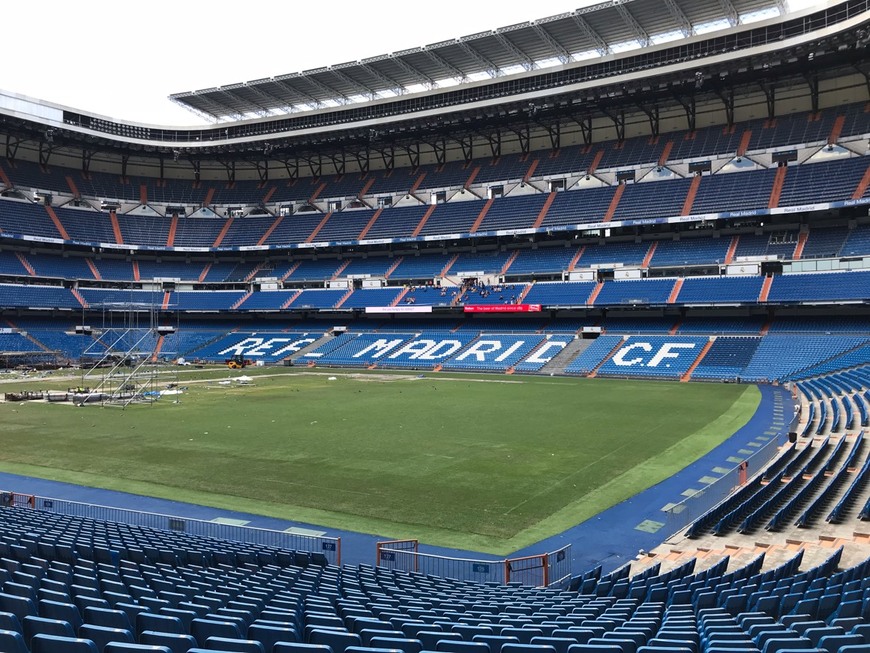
[226,355,251,369]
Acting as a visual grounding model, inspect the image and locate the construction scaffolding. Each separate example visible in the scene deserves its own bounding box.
[77,299,178,408]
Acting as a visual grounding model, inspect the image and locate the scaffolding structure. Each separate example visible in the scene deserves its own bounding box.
[77,299,178,408]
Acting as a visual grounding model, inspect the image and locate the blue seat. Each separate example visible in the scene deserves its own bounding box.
[816,634,864,653]
[216,608,254,630]
[76,596,113,614]
[116,603,149,628]
[586,638,636,653]
[418,632,457,650]
[567,645,624,653]
[548,632,592,645]
[500,631,544,645]
[454,626,494,640]
[307,615,346,629]
[0,628,28,653]
[360,629,405,645]
[84,607,135,631]
[0,592,37,621]
[0,610,22,634]
[23,615,76,645]
[760,637,814,653]
[192,618,243,643]
[140,631,198,653]
[436,641,491,653]
[849,623,870,644]
[501,645,558,653]
[344,647,405,653]
[204,636,266,652]
[79,624,135,653]
[38,600,83,632]
[369,637,424,653]
[803,627,843,646]
[105,645,173,653]
[274,644,336,653]
[136,613,185,636]
[473,635,521,653]
[249,623,300,650]
[31,633,100,653]
[309,629,363,653]
[160,608,197,633]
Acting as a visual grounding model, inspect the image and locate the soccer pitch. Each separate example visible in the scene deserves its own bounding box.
[0,369,759,553]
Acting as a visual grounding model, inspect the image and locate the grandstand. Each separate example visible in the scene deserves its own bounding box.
[0,0,869,651]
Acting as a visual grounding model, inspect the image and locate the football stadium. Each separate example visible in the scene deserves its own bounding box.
[0,0,869,651]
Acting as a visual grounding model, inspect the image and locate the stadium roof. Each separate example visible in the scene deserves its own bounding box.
[170,0,784,122]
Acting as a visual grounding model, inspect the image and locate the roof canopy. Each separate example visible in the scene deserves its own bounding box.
[170,0,782,121]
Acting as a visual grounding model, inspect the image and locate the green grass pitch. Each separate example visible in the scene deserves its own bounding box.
[0,368,759,554]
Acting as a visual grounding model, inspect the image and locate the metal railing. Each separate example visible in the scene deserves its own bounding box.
[377,539,572,587]
[661,429,788,534]
[1,491,341,565]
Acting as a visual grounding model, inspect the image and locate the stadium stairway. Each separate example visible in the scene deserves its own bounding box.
[287,332,339,364]
[538,338,594,376]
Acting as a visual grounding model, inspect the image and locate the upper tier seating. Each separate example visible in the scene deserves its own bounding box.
[677,277,764,304]
[767,271,870,303]
[594,279,675,306]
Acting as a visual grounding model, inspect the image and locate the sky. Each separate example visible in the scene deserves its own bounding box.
[6,0,825,127]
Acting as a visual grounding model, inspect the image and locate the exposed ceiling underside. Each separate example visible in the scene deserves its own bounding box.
[170,0,782,121]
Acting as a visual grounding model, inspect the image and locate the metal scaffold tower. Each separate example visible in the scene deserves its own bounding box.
[77,299,178,408]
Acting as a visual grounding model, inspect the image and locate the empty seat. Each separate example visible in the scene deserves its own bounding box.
[249,623,300,651]
[0,593,37,621]
[204,636,266,652]
[369,637,424,653]
[274,644,336,653]
[105,644,173,653]
[23,615,76,645]
[473,635,521,653]
[84,607,135,632]
[501,645,558,653]
[38,600,83,632]
[436,641,491,653]
[0,628,28,653]
[192,618,243,643]
[309,629,363,653]
[140,631,198,653]
[31,633,100,653]
[136,613,185,637]
[78,624,135,652]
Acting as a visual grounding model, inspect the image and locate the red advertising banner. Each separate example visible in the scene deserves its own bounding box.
[463,304,542,313]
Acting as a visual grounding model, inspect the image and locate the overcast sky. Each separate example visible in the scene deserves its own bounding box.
[6,0,823,127]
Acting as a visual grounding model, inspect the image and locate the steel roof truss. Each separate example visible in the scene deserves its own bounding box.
[615,4,651,47]
[274,79,325,110]
[329,67,379,100]
[662,0,694,37]
[718,0,740,26]
[422,48,468,82]
[389,56,438,90]
[359,63,406,96]
[493,33,536,71]
[456,40,502,78]
[570,15,610,56]
[531,24,573,64]
[303,75,353,105]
